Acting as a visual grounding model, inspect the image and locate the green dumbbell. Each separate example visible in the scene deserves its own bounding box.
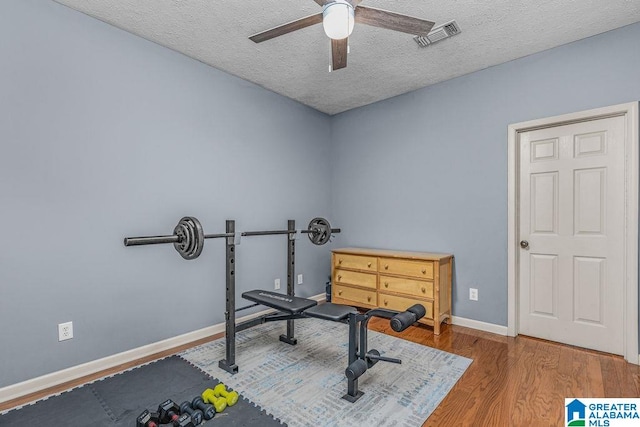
[213,383,239,406]
[202,388,227,413]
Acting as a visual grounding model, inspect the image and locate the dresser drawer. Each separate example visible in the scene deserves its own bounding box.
[379,293,433,320]
[379,275,434,299]
[333,284,376,306]
[334,269,377,289]
[379,258,434,279]
[334,254,377,272]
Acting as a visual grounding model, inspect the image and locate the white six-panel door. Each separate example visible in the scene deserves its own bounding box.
[518,116,625,354]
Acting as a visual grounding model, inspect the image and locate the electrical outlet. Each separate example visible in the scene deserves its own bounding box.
[274,278,281,290]
[58,321,73,341]
[297,274,303,285]
[469,288,478,301]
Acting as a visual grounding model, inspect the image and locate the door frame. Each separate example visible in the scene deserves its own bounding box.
[507,102,639,364]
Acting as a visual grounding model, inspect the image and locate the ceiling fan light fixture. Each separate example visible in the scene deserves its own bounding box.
[322,1,355,40]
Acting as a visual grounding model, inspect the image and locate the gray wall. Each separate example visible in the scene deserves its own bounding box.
[0,0,331,387]
[331,22,640,327]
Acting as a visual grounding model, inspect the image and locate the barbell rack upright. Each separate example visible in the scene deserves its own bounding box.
[280,219,297,345]
[219,220,239,374]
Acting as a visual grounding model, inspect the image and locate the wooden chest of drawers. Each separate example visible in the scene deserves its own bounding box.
[331,248,453,335]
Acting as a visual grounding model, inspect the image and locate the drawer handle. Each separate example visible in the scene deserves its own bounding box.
[384,264,389,270]
[367,262,372,268]
[422,268,427,274]
[338,275,342,280]
[367,296,371,302]
[338,290,343,296]
[339,259,343,264]
[384,282,389,288]
[421,287,426,293]
[384,299,388,306]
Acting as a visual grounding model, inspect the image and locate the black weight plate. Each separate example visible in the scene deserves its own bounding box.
[172,217,204,260]
[307,217,331,245]
[183,216,204,260]
[174,223,190,258]
[184,221,196,256]
[173,223,187,252]
[180,218,197,260]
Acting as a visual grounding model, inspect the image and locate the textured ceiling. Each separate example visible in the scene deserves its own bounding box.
[53,0,640,115]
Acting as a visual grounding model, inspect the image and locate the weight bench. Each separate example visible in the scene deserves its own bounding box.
[242,289,319,315]
[242,289,358,321]
[225,289,425,402]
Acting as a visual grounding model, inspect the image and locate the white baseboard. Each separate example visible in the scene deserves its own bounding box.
[306,293,327,303]
[450,316,508,336]
[453,319,639,363]
[0,293,327,405]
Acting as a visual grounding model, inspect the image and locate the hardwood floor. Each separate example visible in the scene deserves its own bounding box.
[367,318,640,426]
[2,320,639,426]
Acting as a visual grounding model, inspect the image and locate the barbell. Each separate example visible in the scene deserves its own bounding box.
[124,216,340,260]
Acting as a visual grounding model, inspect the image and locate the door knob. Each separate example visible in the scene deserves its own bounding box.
[520,240,529,249]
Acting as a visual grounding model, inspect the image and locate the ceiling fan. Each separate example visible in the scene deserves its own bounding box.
[249,0,435,71]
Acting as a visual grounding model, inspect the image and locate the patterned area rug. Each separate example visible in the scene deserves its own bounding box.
[181,318,471,427]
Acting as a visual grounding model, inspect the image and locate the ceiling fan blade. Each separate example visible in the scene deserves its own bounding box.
[315,0,362,8]
[355,6,435,37]
[249,13,323,43]
[331,38,348,71]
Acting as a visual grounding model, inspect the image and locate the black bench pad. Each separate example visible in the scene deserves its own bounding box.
[242,290,317,314]
[304,303,357,321]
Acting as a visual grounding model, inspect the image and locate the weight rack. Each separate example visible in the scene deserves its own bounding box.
[123,217,340,374]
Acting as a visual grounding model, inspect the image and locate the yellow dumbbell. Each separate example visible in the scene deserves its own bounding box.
[213,383,239,406]
[202,388,227,413]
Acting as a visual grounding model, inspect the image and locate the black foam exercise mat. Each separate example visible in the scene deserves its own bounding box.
[0,355,285,426]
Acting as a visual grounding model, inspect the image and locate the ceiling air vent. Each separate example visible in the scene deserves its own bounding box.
[414,20,461,48]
